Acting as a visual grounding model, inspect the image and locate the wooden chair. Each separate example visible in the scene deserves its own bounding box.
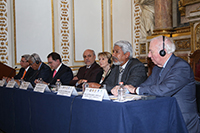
[190,50,200,82]
[189,50,200,114]
[147,57,155,77]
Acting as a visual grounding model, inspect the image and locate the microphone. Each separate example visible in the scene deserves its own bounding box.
[6,66,17,80]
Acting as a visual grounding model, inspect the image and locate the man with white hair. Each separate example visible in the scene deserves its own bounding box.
[28,53,51,87]
[112,36,199,133]
[104,40,147,93]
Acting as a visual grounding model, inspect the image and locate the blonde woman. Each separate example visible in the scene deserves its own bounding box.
[85,52,113,89]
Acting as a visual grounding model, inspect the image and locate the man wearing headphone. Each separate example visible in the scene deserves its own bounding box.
[28,53,51,86]
[112,36,199,133]
[104,40,147,93]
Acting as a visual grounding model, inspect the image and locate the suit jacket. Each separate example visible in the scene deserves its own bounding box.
[29,62,51,87]
[104,58,147,93]
[14,67,36,81]
[49,64,73,85]
[69,61,102,87]
[139,54,200,133]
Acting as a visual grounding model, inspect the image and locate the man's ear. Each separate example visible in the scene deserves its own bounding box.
[125,52,130,58]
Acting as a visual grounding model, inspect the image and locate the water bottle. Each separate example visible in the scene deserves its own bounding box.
[55,79,61,91]
[11,77,14,82]
[118,82,125,101]
[37,78,43,83]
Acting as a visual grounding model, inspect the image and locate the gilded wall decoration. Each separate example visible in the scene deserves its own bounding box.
[195,23,200,50]
[0,0,8,64]
[181,0,200,6]
[178,0,200,16]
[174,39,191,51]
[133,1,141,56]
[60,0,70,64]
[178,56,188,62]
[140,43,146,54]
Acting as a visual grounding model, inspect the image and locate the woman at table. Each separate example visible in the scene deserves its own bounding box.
[83,52,113,89]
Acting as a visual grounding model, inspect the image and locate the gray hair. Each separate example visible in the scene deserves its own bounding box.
[28,53,42,63]
[114,40,133,58]
[21,54,30,61]
[153,35,176,54]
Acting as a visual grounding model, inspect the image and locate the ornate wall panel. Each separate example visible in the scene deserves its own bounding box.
[195,23,200,50]
[140,43,146,54]
[174,38,191,51]
[73,0,103,62]
[0,0,8,64]
[14,0,54,64]
[60,0,70,64]
[132,1,140,57]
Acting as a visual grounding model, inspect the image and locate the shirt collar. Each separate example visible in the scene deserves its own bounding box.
[55,63,62,72]
[38,62,42,70]
[121,60,129,69]
[25,66,30,71]
[162,55,172,68]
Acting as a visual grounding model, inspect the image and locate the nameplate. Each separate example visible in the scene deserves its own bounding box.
[82,88,110,101]
[6,80,19,88]
[34,83,50,93]
[19,81,33,90]
[57,85,78,97]
[0,80,7,87]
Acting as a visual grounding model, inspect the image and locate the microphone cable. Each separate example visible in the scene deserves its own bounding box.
[68,95,79,133]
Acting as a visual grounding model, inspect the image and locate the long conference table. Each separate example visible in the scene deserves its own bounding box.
[0,86,188,133]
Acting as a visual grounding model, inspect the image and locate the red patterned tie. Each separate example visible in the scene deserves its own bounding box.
[53,70,56,78]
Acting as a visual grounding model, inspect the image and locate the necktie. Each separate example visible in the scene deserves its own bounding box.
[118,66,124,83]
[53,70,57,78]
[21,70,27,79]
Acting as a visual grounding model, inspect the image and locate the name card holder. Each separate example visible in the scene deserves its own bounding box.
[19,81,33,90]
[6,80,19,88]
[82,88,110,101]
[34,83,50,93]
[0,80,7,87]
[57,85,78,97]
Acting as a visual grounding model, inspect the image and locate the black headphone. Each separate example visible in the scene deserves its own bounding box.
[159,36,166,57]
[31,55,39,64]
[108,55,112,64]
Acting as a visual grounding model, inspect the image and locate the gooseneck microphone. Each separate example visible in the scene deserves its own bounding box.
[6,66,17,80]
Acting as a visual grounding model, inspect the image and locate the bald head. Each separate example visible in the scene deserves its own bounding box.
[83,49,96,66]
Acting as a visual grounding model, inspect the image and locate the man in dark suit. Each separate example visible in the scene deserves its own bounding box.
[104,40,147,93]
[47,52,73,86]
[5,54,36,85]
[115,36,199,133]
[28,53,51,87]
[14,54,36,79]
[69,49,102,88]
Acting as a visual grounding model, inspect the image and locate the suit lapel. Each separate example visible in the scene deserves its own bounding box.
[121,60,132,82]
[159,54,175,82]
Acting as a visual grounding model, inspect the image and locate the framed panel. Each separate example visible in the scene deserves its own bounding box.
[14,0,55,64]
[73,0,104,62]
[112,0,132,48]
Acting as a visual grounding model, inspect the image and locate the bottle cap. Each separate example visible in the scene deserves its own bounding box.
[119,82,123,85]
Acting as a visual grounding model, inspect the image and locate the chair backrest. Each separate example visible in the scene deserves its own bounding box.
[189,50,200,82]
[147,57,155,77]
